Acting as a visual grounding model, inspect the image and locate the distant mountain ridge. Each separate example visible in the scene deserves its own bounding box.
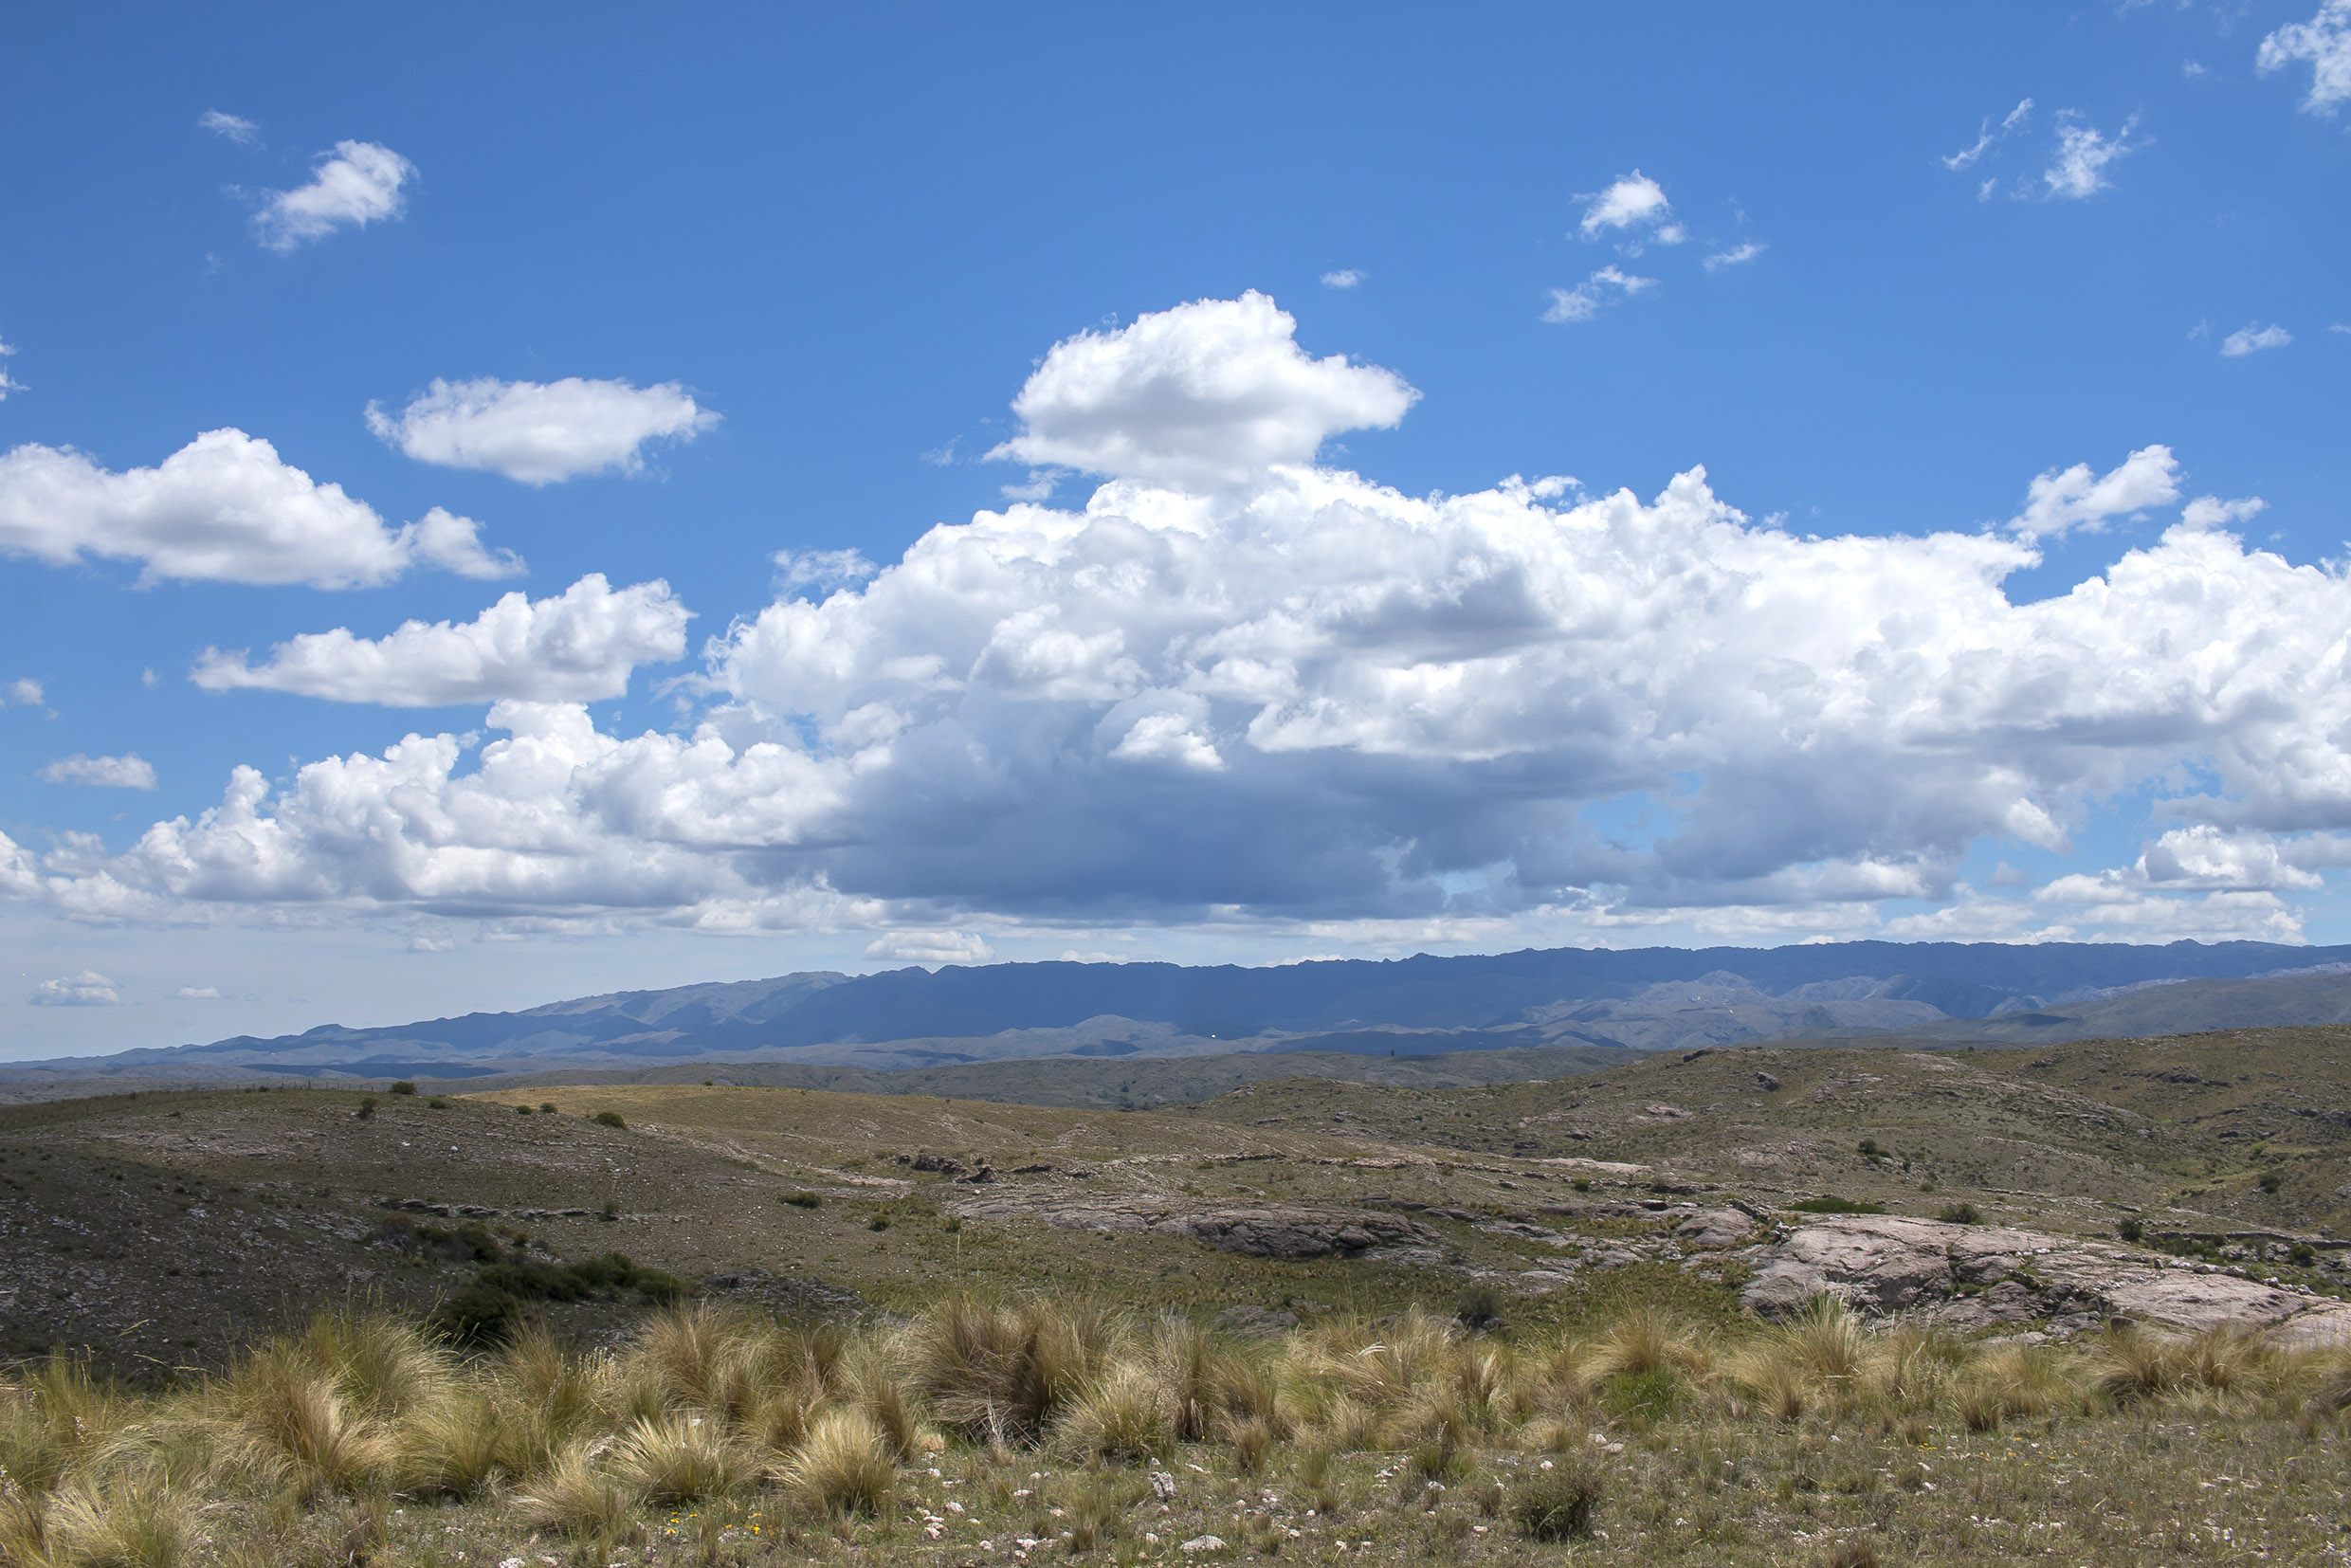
[14,939,2351,1084]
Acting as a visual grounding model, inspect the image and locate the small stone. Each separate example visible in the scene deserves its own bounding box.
[1179,1536,1227,1554]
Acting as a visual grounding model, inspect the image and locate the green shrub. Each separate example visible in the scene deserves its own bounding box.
[429,1249,686,1344]
[1600,1366,1686,1421]
[355,1097,377,1121]
[1938,1202,1984,1226]
[2117,1217,2144,1243]
[515,1103,533,1116]
[1513,1456,1604,1541]
[2257,1171,2283,1194]
[867,1214,892,1231]
[1792,1195,1886,1215]
[538,1102,558,1113]
[1857,1139,1883,1158]
[591,1110,627,1130]
[783,1191,823,1209]
[390,1081,417,1096]
[427,1096,450,1109]
[1455,1283,1504,1331]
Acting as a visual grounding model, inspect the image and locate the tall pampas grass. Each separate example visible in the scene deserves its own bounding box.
[778,1408,895,1516]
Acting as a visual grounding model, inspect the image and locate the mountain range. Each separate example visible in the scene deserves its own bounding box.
[13,939,2351,1086]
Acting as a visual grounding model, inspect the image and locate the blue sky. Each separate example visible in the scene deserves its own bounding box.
[3,2,2349,1056]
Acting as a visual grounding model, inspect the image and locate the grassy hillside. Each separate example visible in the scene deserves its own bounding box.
[3,1028,2349,1561]
[7,1027,2346,1385]
[436,1043,1646,1107]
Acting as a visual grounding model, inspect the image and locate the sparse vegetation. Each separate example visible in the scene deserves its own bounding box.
[390,1081,417,1096]
[592,1109,627,1129]
[1937,1201,1983,1225]
[2,1293,2346,1565]
[1790,1195,1887,1215]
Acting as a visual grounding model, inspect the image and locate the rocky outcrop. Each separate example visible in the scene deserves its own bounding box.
[1673,1208,1757,1248]
[949,1192,1444,1260]
[701,1268,870,1318]
[1740,1214,2351,1342]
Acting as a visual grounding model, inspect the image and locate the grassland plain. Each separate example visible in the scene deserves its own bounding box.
[0,1030,2347,1562]
[0,1296,2347,1567]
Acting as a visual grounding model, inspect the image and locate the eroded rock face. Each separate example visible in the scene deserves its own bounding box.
[950,1192,1443,1260]
[1740,1214,2351,1342]
[1673,1209,1757,1248]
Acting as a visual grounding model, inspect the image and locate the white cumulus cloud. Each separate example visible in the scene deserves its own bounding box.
[41,754,157,790]
[2259,0,2351,115]
[14,298,2351,950]
[1542,267,1658,323]
[0,430,520,588]
[865,930,996,965]
[367,377,720,484]
[173,985,224,999]
[0,336,24,401]
[255,140,415,250]
[985,292,1417,490]
[1321,269,1364,289]
[1702,243,1764,271]
[1578,172,1680,242]
[192,574,690,706]
[5,678,42,706]
[2008,444,2179,539]
[2043,115,2141,199]
[2221,323,2293,357]
[29,972,120,1007]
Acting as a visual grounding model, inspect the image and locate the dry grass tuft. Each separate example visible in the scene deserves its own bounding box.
[609,1413,743,1504]
[1058,1364,1171,1464]
[32,1472,191,1568]
[779,1407,895,1516]
[905,1295,1116,1447]
[515,1436,643,1537]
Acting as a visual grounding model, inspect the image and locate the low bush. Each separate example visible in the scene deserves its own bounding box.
[591,1110,627,1129]
[1792,1195,1887,1215]
[429,1247,687,1345]
[784,1191,823,1209]
[1938,1202,1984,1226]
[1513,1456,1604,1541]
[390,1081,417,1096]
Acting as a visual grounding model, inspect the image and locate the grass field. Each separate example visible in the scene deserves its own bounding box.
[1,1030,2347,1561]
[3,1295,2348,1566]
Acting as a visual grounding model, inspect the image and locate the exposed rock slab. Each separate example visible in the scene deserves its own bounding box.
[1740,1214,2351,1341]
[950,1191,1443,1260]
